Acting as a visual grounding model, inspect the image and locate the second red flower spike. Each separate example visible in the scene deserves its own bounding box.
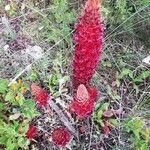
[70,84,97,118]
[31,83,50,107]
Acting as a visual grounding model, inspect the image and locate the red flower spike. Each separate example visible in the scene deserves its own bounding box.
[70,84,97,117]
[72,0,104,87]
[31,83,49,107]
[26,125,38,139]
[52,127,71,146]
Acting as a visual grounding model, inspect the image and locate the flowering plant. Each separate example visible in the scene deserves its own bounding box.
[72,0,103,87]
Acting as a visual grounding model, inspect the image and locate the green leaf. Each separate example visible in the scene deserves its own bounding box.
[95,102,102,111]
[133,84,139,94]
[21,100,39,119]
[118,68,132,79]
[0,102,4,111]
[6,139,16,150]
[113,94,121,100]
[136,139,148,150]
[97,110,103,120]
[0,78,8,94]
[18,137,29,148]
[49,74,59,85]
[109,119,118,126]
[0,136,7,145]
[133,71,150,83]
[116,79,120,87]
[53,91,61,97]
[23,99,36,108]
[30,71,38,81]
[101,103,110,111]
[95,102,110,113]
[17,96,24,106]
[9,113,21,120]
[5,91,15,102]
[141,128,150,140]
[63,76,70,82]
[18,137,24,147]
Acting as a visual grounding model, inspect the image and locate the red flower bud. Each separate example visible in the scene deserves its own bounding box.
[31,83,49,107]
[102,123,110,136]
[72,0,104,87]
[52,127,71,146]
[102,121,111,135]
[26,125,38,139]
[70,84,97,117]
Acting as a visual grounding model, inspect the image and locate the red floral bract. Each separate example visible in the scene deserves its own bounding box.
[102,123,110,135]
[52,127,71,146]
[31,83,49,107]
[70,84,97,117]
[26,125,38,139]
[102,121,111,135]
[72,0,103,87]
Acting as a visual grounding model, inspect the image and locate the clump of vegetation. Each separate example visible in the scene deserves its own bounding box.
[0,78,39,149]
[123,117,150,150]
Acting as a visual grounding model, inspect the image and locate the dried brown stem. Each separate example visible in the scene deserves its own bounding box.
[49,99,77,137]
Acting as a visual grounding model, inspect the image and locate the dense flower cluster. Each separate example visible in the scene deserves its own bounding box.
[26,125,38,139]
[52,127,71,146]
[31,83,49,107]
[72,0,103,87]
[70,84,97,117]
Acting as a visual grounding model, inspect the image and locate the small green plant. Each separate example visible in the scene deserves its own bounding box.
[94,102,110,126]
[115,67,150,94]
[93,102,118,134]
[117,68,150,84]
[123,117,149,150]
[40,0,76,48]
[0,78,39,149]
[47,53,69,96]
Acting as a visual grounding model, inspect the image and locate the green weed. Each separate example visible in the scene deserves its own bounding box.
[123,117,149,150]
[0,78,39,149]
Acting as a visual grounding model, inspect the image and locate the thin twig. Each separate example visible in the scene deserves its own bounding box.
[88,119,94,150]
[49,99,77,137]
